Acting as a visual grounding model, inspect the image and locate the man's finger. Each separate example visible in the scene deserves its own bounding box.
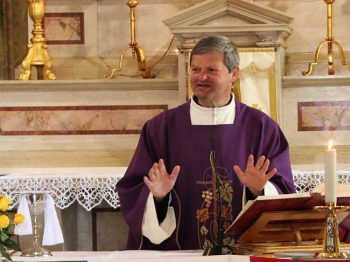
[170,165,180,182]
[261,158,270,174]
[246,155,254,169]
[143,176,153,190]
[266,168,277,180]
[256,156,265,169]
[158,159,167,175]
[233,165,243,177]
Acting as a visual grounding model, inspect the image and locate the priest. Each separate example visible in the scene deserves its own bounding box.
[116,35,296,251]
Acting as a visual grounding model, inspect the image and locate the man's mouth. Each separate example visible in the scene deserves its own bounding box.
[197,83,211,88]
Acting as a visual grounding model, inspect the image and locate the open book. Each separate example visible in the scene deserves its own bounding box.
[224,189,350,239]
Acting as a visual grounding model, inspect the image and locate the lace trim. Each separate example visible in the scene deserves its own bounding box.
[1,170,349,211]
[293,170,350,193]
[0,175,122,211]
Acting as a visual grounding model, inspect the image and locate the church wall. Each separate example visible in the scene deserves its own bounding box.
[0,80,179,168]
[1,0,350,252]
[2,0,350,168]
[254,0,350,76]
[29,0,350,79]
[35,0,202,80]
[259,0,350,169]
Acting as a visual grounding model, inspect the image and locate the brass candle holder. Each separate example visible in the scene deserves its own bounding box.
[314,202,350,259]
[20,0,56,80]
[302,0,349,76]
[105,0,155,79]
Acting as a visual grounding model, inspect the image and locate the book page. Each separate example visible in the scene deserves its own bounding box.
[234,192,312,223]
[225,191,324,237]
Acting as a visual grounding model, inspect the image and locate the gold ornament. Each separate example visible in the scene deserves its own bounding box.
[20,0,56,80]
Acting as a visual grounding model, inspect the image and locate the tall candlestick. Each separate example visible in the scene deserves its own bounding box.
[325,139,337,203]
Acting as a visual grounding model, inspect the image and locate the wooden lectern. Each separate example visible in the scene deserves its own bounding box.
[225,193,350,256]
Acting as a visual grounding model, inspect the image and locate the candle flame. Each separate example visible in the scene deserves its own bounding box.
[328,139,334,150]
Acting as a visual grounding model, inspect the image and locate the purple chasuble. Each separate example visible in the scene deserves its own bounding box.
[116,100,296,250]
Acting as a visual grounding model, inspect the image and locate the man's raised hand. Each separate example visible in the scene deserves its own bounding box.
[233,154,276,196]
[144,159,180,201]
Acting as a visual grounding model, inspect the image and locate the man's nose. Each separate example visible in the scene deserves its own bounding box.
[198,71,208,81]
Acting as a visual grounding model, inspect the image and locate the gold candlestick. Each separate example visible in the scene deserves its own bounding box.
[314,203,349,259]
[105,0,155,79]
[19,0,56,80]
[302,0,349,76]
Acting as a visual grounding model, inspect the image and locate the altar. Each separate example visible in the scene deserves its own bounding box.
[0,167,128,251]
[9,250,248,262]
[8,250,350,262]
[1,166,350,252]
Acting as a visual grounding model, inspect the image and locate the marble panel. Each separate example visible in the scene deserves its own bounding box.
[282,76,350,150]
[0,105,167,135]
[92,208,128,251]
[43,0,98,57]
[298,101,350,131]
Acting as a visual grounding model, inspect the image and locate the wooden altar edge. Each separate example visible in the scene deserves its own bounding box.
[0,105,167,135]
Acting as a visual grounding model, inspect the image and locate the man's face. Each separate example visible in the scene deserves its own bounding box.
[190,51,239,107]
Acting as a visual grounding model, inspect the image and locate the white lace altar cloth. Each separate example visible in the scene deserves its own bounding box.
[0,167,126,211]
[292,170,350,193]
[1,168,349,211]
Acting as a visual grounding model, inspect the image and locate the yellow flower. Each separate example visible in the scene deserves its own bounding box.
[0,195,11,212]
[13,213,25,225]
[0,214,10,228]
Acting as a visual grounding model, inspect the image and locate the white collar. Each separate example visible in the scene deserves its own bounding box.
[190,94,236,125]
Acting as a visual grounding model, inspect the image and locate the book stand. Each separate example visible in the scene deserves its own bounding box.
[234,210,350,256]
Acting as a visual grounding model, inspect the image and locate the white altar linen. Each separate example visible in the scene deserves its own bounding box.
[1,167,350,212]
[292,169,350,193]
[10,250,250,262]
[0,167,126,211]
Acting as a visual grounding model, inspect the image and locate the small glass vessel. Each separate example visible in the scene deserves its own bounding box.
[21,193,52,257]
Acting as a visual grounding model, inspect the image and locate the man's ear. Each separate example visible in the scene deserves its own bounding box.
[230,68,240,82]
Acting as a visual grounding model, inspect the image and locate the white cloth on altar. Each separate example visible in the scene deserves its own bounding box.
[13,194,64,245]
[43,194,64,245]
[14,195,32,235]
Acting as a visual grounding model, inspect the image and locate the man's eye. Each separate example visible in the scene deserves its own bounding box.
[191,68,200,73]
[208,68,217,72]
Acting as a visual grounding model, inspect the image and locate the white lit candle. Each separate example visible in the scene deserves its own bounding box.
[325,139,337,203]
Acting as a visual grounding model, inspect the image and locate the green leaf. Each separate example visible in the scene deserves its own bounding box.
[0,244,12,261]
[0,232,9,242]
[3,238,19,251]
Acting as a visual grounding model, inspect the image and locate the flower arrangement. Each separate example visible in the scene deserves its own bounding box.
[0,195,24,261]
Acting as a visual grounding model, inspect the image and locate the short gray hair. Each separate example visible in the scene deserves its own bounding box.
[190,35,240,73]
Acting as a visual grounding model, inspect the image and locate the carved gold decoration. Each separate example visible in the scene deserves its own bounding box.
[314,203,350,259]
[20,0,56,80]
[302,0,349,76]
[105,0,155,79]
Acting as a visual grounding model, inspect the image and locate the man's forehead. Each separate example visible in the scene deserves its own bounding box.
[191,53,225,67]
